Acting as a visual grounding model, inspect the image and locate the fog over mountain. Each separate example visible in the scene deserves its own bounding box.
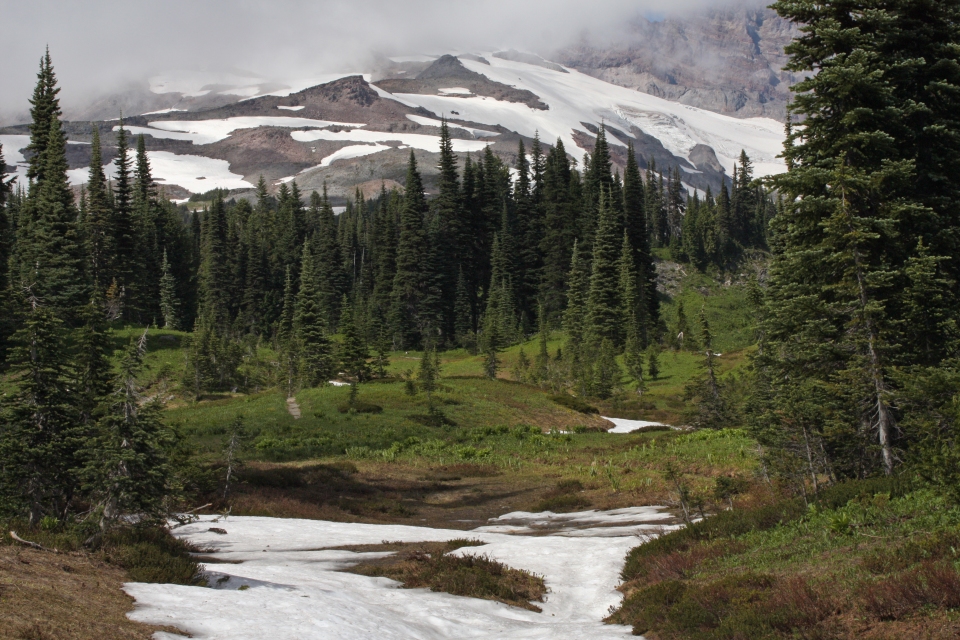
[1,0,775,125]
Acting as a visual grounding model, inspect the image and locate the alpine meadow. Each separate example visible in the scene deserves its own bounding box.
[4,1,960,639]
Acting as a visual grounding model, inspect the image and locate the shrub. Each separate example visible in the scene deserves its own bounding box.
[337,401,383,414]
[862,561,960,620]
[550,394,599,414]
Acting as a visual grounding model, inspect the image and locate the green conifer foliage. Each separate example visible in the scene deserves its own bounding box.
[159,249,180,330]
[0,302,81,524]
[585,190,623,347]
[85,127,113,291]
[76,295,114,426]
[295,243,333,387]
[390,151,428,348]
[85,331,170,532]
[26,49,62,184]
[592,338,621,400]
[112,121,137,317]
[339,295,371,382]
[23,117,89,311]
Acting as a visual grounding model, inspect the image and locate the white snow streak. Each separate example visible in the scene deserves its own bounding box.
[127,117,366,145]
[602,417,674,434]
[291,128,490,154]
[67,151,253,193]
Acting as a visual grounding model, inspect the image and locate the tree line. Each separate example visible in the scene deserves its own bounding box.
[0,48,775,526]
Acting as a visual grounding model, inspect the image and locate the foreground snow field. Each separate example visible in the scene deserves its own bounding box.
[125,508,680,639]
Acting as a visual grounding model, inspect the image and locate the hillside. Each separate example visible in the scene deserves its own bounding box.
[1,52,784,203]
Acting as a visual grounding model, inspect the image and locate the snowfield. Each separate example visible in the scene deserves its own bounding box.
[291,128,492,154]
[389,54,786,178]
[67,151,253,192]
[0,134,30,189]
[123,117,367,145]
[125,508,680,639]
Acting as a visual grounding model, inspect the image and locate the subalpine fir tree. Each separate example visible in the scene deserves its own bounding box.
[339,295,371,382]
[539,139,576,321]
[592,338,621,400]
[762,0,960,477]
[585,190,623,347]
[85,127,112,291]
[563,240,589,395]
[623,141,657,343]
[159,249,180,329]
[295,243,333,387]
[0,301,81,524]
[277,267,298,395]
[25,49,61,184]
[390,151,428,347]
[683,307,727,429]
[76,294,114,426]
[453,266,473,347]
[112,121,137,318]
[133,134,160,319]
[22,117,89,311]
[85,331,170,533]
[199,192,231,327]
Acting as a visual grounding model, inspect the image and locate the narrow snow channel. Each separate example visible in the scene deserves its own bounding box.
[603,417,675,434]
[125,507,680,639]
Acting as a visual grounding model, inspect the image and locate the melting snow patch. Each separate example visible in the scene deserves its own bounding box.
[67,151,253,193]
[277,105,305,111]
[291,128,490,154]
[125,509,677,640]
[0,134,32,188]
[603,417,674,434]
[122,117,367,145]
[438,87,472,95]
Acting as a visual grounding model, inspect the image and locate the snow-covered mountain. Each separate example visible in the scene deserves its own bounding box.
[1,52,786,202]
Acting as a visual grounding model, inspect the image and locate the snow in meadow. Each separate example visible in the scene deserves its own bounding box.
[603,417,674,434]
[125,507,679,640]
[0,134,31,188]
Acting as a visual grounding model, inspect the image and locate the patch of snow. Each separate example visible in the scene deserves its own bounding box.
[67,151,253,193]
[405,114,500,138]
[291,128,490,154]
[438,87,472,95]
[603,417,674,434]
[329,380,350,386]
[318,143,391,167]
[125,508,676,639]
[393,54,785,178]
[332,206,346,214]
[369,84,422,108]
[122,117,367,145]
[277,105,305,111]
[141,108,188,116]
[0,134,32,188]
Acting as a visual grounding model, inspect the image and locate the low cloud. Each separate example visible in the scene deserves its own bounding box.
[0,0,761,123]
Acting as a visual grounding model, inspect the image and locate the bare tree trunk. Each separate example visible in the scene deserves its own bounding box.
[841,183,896,476]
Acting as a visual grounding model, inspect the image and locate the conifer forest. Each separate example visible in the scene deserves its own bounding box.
[5,1,960,638]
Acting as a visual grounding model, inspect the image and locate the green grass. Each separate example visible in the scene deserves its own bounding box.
[610,479,960,638]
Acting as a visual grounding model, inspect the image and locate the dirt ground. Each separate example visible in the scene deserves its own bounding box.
[0,544,182,640]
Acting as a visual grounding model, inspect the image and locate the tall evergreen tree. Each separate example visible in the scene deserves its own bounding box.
[585,190,623,347]
[85,127,112,292]
[85,332,170,533]
[0,302,81,524]
[111,121,137,318]
[295,242,333,387]
[390,151,428,348]
[25,49,61,184]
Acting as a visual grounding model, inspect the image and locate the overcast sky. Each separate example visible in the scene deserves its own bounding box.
[1,0,754,122]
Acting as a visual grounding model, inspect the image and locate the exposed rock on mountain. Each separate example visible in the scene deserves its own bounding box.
[375,55,549,110]
[555,5,801,120]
